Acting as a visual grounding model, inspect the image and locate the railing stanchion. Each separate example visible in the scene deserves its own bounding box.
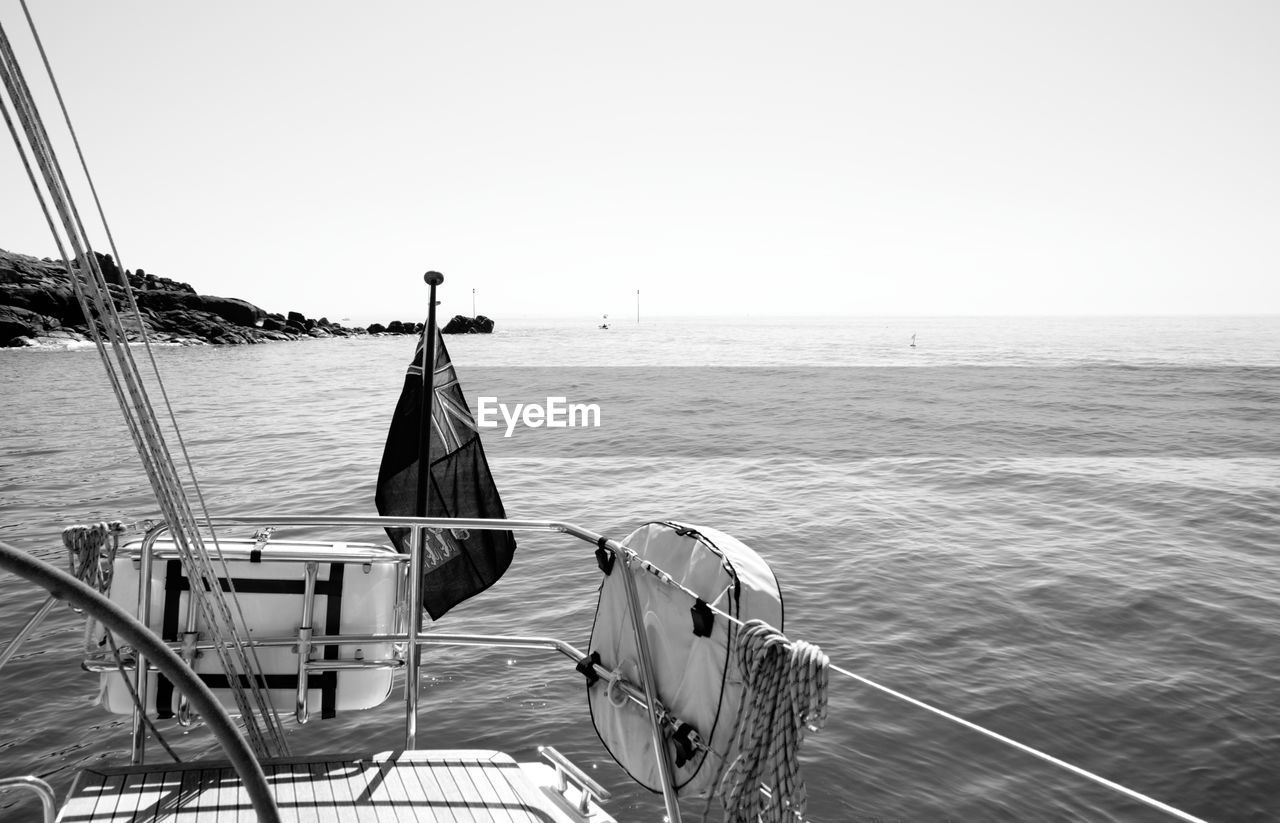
[130,527,160,764]
[405,526,423,748]
[617,546,683,823]
[295,561,319,724]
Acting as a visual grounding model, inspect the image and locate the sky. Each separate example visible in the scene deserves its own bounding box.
[2,1,1277,321]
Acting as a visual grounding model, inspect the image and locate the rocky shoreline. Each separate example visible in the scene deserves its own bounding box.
[0,248,493,347]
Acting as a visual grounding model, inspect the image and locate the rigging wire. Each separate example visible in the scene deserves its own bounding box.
[14,0,288,755]
[0,11,287,757]
[619,546,1209,823]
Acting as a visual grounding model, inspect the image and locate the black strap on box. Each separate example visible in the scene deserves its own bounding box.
[155,559,344,719]
[319,562,344,719]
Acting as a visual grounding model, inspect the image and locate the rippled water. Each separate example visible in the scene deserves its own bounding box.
[1,316,1279,821]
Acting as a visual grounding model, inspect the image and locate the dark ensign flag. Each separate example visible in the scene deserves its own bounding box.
[375,326,516,619]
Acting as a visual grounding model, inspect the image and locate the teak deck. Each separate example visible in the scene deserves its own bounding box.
[58,750,601,822]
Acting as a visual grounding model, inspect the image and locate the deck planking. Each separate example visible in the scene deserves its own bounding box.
[58,750,583,823]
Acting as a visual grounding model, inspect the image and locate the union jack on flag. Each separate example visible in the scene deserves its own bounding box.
[405,332,480,454]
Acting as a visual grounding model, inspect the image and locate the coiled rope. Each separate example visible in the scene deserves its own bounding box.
[62,522,182,762]
[718,619,829,823]
[63,521,122,593]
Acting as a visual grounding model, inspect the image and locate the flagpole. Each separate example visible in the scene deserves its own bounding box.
[417,271,443,519]
[406,269,442,748]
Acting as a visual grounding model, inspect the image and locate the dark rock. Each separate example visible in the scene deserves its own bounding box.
[367,323,386,334]
[442,314,495,334]
[197,296,264,328]
[133,290,264,328]
[98,254,122,284]
[2,283,80,326]
[0,305,45,341]
[1,246,411,347]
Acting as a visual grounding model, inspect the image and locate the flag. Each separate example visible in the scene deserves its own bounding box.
[375,325,516,619]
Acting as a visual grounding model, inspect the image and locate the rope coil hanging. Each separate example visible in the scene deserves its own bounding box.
[63,521,123,593]
[718,619,829,823]
[62,521,183,762]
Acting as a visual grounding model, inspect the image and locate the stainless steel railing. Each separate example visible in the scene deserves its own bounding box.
[0,513,685,822]
[140,513,683,823]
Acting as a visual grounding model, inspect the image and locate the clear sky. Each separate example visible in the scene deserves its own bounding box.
[2,1,1277,320]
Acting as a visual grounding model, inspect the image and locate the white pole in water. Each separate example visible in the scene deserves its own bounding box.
[472,288,476,317]
[636,289,640,323]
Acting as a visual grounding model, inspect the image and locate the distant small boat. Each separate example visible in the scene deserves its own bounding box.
[599,313,610,330]
[910,333,916,348]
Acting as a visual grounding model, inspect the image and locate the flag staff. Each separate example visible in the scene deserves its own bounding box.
[406,269,442,747]
[417,271,443,518]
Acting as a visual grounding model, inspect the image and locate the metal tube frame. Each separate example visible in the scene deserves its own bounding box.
[113,513,684,813]
[405,526,423,748]
[0,775,57,823]
[0,595,58,673]
[616,543,684,823]
[295,561,319,724]
[130,525,156,764]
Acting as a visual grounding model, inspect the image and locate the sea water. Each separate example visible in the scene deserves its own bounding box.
[1,315,1278,822]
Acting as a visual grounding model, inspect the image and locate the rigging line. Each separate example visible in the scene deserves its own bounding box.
[0,20,285,756]
[6,14,286,750]
[827,661,1208,823]
[103,630,182,764]
[1,65,252,749]
[1,91,187,668]
[0,25,172,501]
[0,31,143,446]
[617,546,1209,823]
[13,4,284,736]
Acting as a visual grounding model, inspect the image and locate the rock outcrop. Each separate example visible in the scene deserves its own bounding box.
[441,314,496,334]
[0,248,446,347]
